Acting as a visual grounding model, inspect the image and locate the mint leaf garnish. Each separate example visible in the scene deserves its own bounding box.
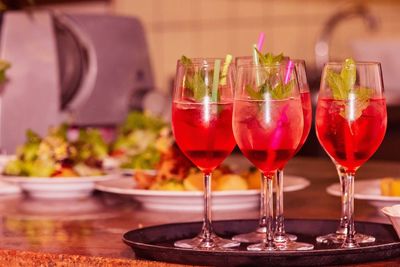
[326,58,357,100]
[185,71,207,100]
[340,58,356,93]
[180,55,208,101]
[246,51,294,100]
[180,55,192,67]
[272,79,295,99]
[245,85,263,100]
[245,78,294,100]
[180,55,231,103]
[342,87,372,120]
[325,58,372,120]
[255,49,284,65]
[326,69,345,99]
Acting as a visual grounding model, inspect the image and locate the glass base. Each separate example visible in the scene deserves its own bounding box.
[174,232,240,250]
[232,231,265,243]
[274,233,298,243]
[276,241,314,251]
[316,232,375,244]
[247,241,277,251]
[247,240,314,251]
[232,227,298,243]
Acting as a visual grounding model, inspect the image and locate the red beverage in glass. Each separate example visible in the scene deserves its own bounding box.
[316,98,387,172]
[172,101,236,173]
[295,91,312,153]
[233,98,303,174]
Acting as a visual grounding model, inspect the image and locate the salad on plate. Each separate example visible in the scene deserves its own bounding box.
[3,125,108,177]
[110,111,173,171]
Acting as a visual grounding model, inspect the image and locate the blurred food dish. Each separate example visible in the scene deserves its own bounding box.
[109,111,173,171]
[380,177,400,196]
[95,175,309,211]
[327,178,400,208]
[2,125,107,177]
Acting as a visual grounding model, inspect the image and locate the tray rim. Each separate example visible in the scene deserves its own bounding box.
[122,218,400,257]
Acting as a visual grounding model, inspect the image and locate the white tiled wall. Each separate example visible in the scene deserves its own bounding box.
[108,0,400,92]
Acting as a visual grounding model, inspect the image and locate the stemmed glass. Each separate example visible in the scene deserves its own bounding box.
[315,60,387,248]
[232,59,313,251]
[232,63,304,251]
[273,60,313,250]
[171,57,239,249]
[231,56,270,244]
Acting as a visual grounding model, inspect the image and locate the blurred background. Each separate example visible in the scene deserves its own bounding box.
[1,0,399,159]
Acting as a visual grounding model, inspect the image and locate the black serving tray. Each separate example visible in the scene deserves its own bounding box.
[123,219,400,266]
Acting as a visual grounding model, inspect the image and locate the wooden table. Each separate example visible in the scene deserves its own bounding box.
[0,157,399,266]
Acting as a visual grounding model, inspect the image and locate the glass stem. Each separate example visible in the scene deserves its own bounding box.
[342,171,358,248]
[263,172,276,250]
[258,172,267,230]
[337,165,348,235]
[200,172,213,245]
[275,169,286,241]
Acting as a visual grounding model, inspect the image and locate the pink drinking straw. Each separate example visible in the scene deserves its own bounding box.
[284,60,294,84]
[257,32,265,51]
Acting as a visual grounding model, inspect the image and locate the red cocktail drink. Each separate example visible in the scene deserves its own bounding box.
[172,101,235,174]
[233,98,303,175]
[296,91,312,153]
[316,98,386,172]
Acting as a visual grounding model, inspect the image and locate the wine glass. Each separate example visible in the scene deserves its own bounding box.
[273,60,313,250]
[232,56,270,244]
[232,59,313,251]
[232,62,304,251]
[171,57,239,249]
[315,60,387,248]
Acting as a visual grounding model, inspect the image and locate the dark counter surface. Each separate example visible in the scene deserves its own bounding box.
[0,157,399,266]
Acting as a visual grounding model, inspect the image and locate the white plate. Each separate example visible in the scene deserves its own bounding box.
[326,179,400,207]
[95,175,310,211]
[2,174,118,199]
[0,180,21,195]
